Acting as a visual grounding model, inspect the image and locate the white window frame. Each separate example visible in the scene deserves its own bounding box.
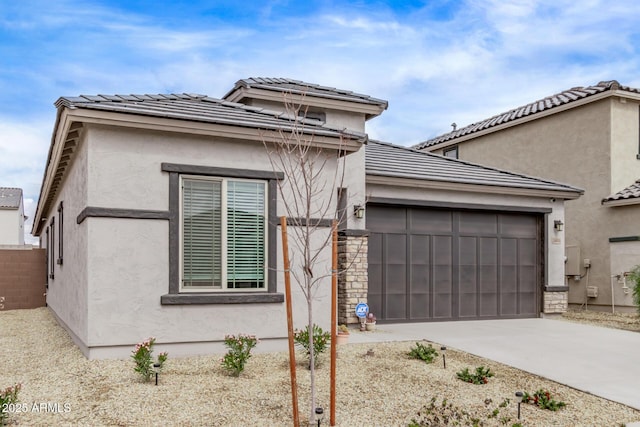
[179,175,268,292]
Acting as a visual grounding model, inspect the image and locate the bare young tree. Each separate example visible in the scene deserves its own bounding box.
[263,95,350,424]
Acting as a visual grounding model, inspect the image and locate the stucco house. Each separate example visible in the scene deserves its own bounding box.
[415,80,640,312]
[0,187,25,246]
[33,78,582,359]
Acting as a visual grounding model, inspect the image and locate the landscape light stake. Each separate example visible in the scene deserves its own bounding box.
[515,391,523,419]
[153,363,161,386]
[440,346,447,369]
[315,407,324,427]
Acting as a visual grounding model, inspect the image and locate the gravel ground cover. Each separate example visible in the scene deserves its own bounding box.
[561,308,640,332]
[1,308,639,426]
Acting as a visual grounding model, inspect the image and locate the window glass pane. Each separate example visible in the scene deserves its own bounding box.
[227,181,266,289]
[182,179,222,288]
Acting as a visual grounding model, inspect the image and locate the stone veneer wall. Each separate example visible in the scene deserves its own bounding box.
[543,291,568,313]
[337,233,368,324]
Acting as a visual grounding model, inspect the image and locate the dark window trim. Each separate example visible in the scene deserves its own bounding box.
[161,163,284,305]
[443,145,459,159]
[367,197,553,214]
[544,286,569,292]
[57,202,64,265]
[609,235,640,242]
[49,218,55,279]
[77,207,170,224]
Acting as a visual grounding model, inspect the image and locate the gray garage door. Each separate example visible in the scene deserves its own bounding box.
[367,205,542,322]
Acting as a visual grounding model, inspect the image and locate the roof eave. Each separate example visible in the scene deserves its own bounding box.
[602,197,640,207]
[420,89,620,152]
[366,173,583,200]
[225,87,387,119]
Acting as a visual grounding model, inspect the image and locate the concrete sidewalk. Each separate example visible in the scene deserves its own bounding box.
[348,318,640,411]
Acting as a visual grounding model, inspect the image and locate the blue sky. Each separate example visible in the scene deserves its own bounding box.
[2,0,640,242]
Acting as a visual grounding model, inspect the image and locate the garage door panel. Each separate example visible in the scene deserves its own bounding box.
[386,293,407,320]
[501,239,518,265]
[519,239,537,266]
[410,293,430,319]
[480,292,498,316]
[367,205,540,322]
[500,214,537,237]
[410,209,452,233]
[410,235,430,263]
[501,292,518,315]
[434,236,452,264]
[434,293,452,318]
[367,206,406,231]
[459,211,498,234]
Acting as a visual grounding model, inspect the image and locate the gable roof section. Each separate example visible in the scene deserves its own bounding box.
[33,92,369,236]
[602,179,640,207]
[366,140,583,198]
[415,80,640,150]
[223,77,388,119]
[0,187,22,209]
[55,93,366,140]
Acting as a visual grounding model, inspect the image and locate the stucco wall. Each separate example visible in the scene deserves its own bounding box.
[366,183,567,291]
[44,133,89,348]
[0,205,24,245]
[79,124,342,358]
[610,98,640,193]
[431,99,636,308]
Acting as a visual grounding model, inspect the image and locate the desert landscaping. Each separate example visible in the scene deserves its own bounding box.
[1,307,639,426]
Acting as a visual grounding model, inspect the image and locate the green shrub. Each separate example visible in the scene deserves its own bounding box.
[522,389,566,411]
[629,265,640,315]
[220,333,259,377]
[0,383,21,425]
[131,337,168,382]
[408,342,438,364]
[456,366,494,385]
[294,324,330,365]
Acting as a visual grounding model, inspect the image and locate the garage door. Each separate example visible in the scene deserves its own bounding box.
[367,205,542,322]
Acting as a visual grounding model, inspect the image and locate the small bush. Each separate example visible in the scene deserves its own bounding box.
[522,389,566,411]
[131,337,168,382]
[0,383,21,425]
[294,324,330,365]
[629,265,640,315]
[220,333,259,377]
[408,397,480,426]
[408,342,438,364]
[456,366,494,385]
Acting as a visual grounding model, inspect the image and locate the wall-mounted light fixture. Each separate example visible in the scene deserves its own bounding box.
[353,205,365,219]
[554,220,564,232]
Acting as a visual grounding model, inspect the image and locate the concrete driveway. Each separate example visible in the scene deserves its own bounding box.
[349,318,640,410]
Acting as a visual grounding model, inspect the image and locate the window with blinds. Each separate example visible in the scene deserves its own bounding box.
[181,177,266,291]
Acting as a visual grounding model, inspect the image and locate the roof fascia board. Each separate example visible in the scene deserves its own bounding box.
[426,91,615,151]
[33,109,76,235]
[226,87,386,118]
[602,198,640,207]
[366,174,582,200]
[66,108,364,149]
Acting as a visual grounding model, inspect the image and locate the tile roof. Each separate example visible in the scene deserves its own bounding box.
[414,80,640,150]
[366,140,583,195]
[55,93,366,140]
[0,187,22,209]
[224,77,389,109]
[602,179,640,205]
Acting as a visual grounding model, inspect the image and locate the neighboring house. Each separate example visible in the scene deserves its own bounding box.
[415,80,640,311]
[0,187,25,246]
[32,78,581,359]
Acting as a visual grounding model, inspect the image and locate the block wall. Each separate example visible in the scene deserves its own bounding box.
[0,248,47,310]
